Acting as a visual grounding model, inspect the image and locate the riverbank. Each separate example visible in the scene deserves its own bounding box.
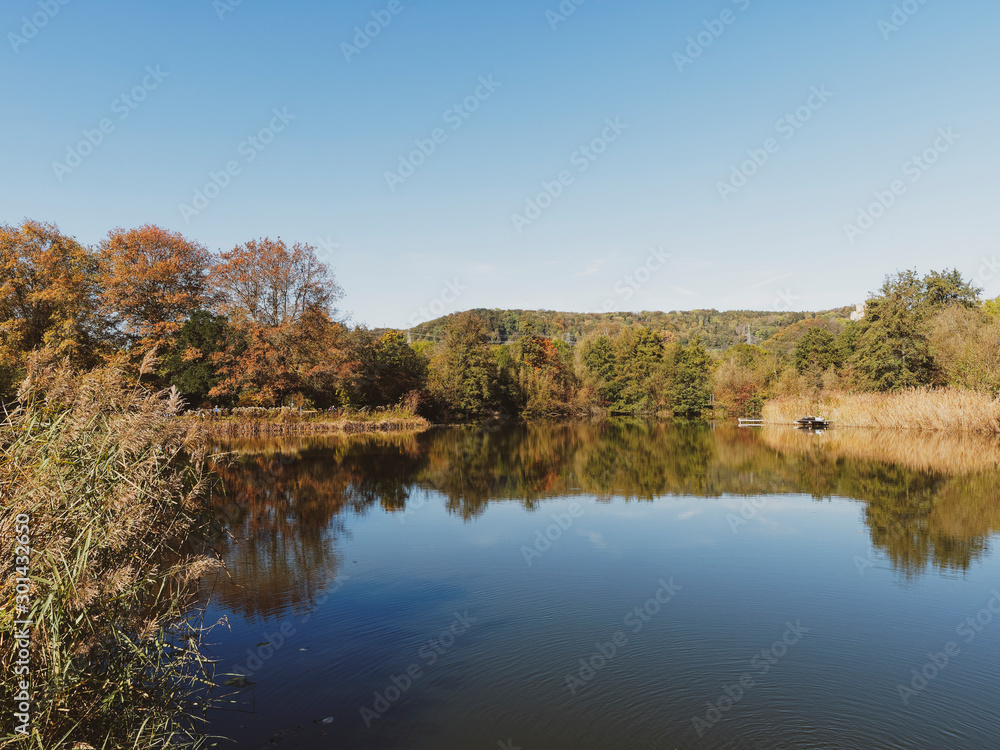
[188,406,430,436]
[762,388,1000,433]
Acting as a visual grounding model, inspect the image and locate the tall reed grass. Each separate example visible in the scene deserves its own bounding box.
[1,353,219,749]
[763,388,1000,433]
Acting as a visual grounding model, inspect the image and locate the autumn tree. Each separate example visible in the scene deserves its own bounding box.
[927,304,1000,395]
[210,238,342,326]
[508,332,576,416]
[0,221,106,398]
[209,307,349,408]
[205,238,347,407]
[712,343,780,417]
[98,225,213,353]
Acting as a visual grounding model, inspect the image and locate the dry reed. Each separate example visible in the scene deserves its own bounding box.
[762,388,1000,433]
[0,353,219,749]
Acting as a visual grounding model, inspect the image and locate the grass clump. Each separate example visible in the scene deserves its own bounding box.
[0,353,220,749]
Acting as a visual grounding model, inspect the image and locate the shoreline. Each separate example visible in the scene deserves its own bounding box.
[184,413,431,437]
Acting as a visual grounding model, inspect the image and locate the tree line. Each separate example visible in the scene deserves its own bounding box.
[3,219,997,420]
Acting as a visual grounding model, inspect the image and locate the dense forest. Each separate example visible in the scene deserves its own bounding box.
[3,219,999,421]
[409,306,855,351]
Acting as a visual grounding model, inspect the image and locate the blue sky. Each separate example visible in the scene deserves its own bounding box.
[2,0,998,328]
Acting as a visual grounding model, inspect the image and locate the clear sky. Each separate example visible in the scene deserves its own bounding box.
[3,0,998,328]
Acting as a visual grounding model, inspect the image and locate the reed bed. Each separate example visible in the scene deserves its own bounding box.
[763,388,1000,433]
[0,354,219,749]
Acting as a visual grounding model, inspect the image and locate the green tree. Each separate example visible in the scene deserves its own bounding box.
[581,334,618,405]
[923,268,981,309]
[159,310,230,407]
[342,328,427,407]
[670,339,712,415]
[611,327,664,413]
[794,328,839,375]
[428,312,498,420]
[983,297,1000,319]
[849,271,937,391]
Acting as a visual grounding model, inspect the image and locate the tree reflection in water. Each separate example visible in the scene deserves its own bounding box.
[203,422,1000,617]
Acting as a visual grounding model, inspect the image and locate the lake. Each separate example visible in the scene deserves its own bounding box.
[200,421,1000,749]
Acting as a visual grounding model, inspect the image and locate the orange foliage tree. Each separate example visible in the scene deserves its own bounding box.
[0,221,106,396]
[210,238,341,326]
[98,225,213,353]
[207,240,347,406]
[209,307,350,407]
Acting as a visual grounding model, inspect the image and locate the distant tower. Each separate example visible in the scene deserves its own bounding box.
[850,303,866,322]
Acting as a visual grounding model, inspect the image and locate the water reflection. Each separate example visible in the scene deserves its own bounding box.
[205,422,1000,619]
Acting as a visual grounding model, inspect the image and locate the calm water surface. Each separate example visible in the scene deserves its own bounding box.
[200,422,1000,749]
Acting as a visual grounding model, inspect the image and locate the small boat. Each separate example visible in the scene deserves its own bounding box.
[795,415,832,429]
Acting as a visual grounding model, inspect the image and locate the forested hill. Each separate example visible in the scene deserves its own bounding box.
[408,307,856,352]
